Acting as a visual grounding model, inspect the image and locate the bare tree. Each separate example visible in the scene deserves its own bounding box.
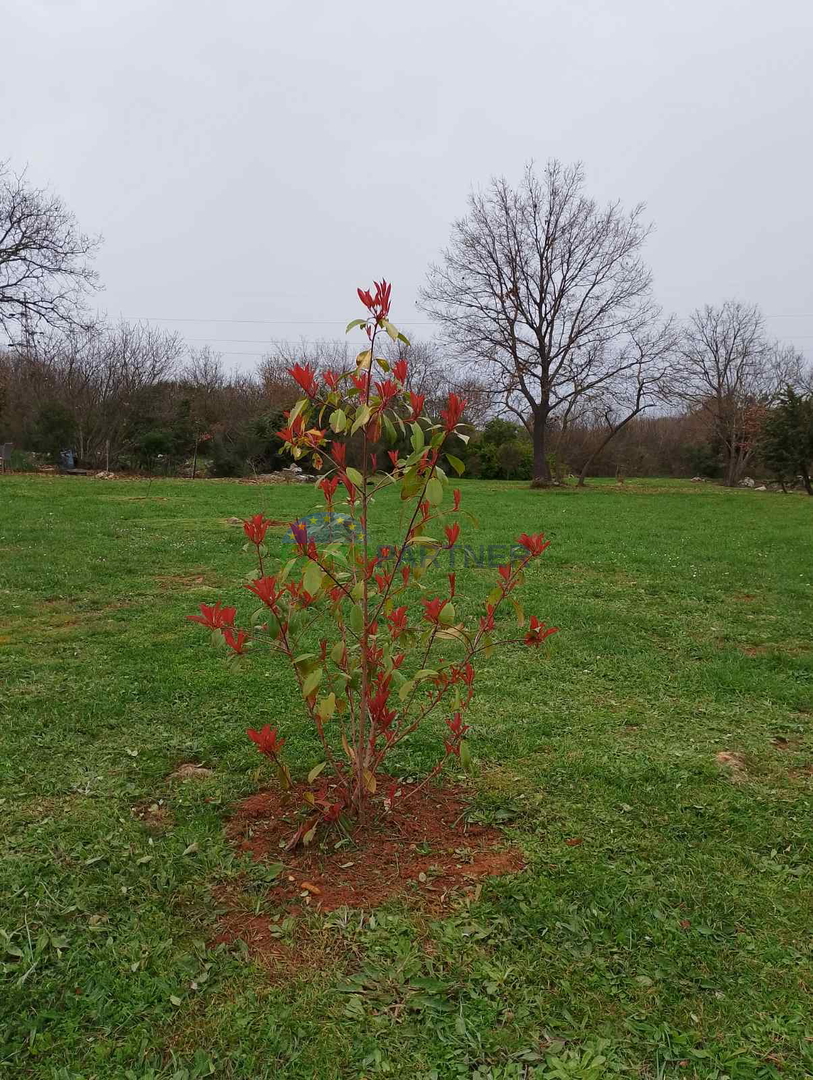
[383,337,491,427]
[257,339,352,409]
[25,320,184,464]
[574,321,676,485]
[0,164,100,339]
[675,302,804,486]
[421,160,662,485]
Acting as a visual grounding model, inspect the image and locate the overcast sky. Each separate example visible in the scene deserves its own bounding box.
[5,0,813,370]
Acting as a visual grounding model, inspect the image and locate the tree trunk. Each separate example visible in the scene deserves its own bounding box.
[529,411,551,488]
[802,470,813,496]
[723,450,738,487]
[576,412,641,488]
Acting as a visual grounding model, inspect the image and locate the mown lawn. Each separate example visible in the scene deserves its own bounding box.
[0,474,811,1080]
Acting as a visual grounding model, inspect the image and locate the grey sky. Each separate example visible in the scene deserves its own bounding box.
[5,0,813,370]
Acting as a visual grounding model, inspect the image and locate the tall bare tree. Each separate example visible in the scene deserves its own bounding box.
[421,160,664,485]
[0,164,100,339]
[675,302,804,486]
[574,320,676,485]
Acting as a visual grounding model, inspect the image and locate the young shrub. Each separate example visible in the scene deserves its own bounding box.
[188,280,558,838]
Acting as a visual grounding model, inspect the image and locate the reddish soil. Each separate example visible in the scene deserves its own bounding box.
[211,905,334,978]
[223,780,525,914]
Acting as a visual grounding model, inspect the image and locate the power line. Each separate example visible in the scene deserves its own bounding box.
[125,312,813,325]
[122,315,434,326]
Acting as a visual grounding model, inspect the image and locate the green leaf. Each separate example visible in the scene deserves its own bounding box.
[439,601,455,625]
[302,667,322,697]
[318,693,337,721]
[355,350,372,370]
[303,562,323,596]
[511,597,525,627]
[382,319,399,341]
[329,409,347,433]
[445,453,465,476]
[426,477,443,506]
[460,740,473,774]
[279,558,297,583]
[330,641,345,665]
[349,604,364,634]
[398,679,415,701]
[351,405,372,435]
[345,466,364,488]
[308,762,328,783]
[259,861,284,881]
[382,412,397,444]
[345,318,366,333]
[410,423,425,452]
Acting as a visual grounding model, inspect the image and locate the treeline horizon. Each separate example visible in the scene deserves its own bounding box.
[0,325,797,484]
[1,158,811,487]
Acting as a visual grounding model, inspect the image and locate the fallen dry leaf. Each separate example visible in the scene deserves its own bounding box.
[565,837,584,847]
[300,881,321,895]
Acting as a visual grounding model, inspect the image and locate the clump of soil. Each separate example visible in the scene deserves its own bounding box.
[716,751,747,780]
[170,763,214,781]
[224,780,525,913]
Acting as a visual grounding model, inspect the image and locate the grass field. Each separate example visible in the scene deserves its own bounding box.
[1,474,811,1080]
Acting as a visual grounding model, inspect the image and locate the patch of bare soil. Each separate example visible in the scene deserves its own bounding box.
[224,780,525,915]
[169,763,214,781]
[789,764,813,781]
[155,569,218,590]
[132,800,174,831]
[771,735,802,751]
[716,751,747,780]
[740,644,770,657]
[211,903,348,980]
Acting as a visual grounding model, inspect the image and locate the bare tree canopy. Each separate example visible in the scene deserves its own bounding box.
[674,301,806,486]
[421,160,669,485]
[0,164,100,339]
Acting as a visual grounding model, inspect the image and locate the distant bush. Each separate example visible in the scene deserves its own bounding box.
[7,449,37,472]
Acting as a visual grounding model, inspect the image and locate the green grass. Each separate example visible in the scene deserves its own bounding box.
[1,474,811,1080]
